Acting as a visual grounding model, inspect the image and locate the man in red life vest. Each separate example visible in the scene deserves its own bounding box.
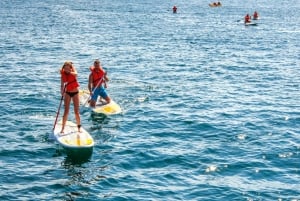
[253,11,259,19]
[244,14,251,23]
[88,59,111,107]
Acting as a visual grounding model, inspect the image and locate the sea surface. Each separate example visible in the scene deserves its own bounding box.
[0,0,299,200]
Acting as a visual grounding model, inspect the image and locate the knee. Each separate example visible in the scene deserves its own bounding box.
[74,108,80,115]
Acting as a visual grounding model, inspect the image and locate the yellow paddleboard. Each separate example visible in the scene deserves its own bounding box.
[92,100,122,115]
[79,89,122,115]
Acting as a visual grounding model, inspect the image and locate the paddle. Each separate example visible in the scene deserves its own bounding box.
[83,76,104,106]
[53,85,66,131]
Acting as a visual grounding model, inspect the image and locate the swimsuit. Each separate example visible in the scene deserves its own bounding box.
[91,86,108,101]
[66,91,79,97]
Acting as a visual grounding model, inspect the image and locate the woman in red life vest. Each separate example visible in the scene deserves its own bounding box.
[60,61,81,133]
[88,59,111,107]
[244,14,251,23]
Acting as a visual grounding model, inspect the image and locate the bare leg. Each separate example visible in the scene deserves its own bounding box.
[73,93,81,132]
[104,96,111,104]
[89,99,96,107]
[61,94,71,133]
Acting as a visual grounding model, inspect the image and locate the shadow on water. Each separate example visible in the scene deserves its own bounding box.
[89,112,110,130]
[52,144,93,164]
[91,112,108,122]
[64,147,93,164]
[62,150,93,165]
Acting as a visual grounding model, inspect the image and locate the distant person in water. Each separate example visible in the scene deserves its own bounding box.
[173,5,177,13]
[253,11,259,19]
[88,59,111,107]
[217,2,221,6]
[60,61,81,133]
[244,14,251,23]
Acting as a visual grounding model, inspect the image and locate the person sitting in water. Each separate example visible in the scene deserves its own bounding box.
[173,5,177,13]
[253,11,259,19]
[244,14,251,23]
[217,2,221,6]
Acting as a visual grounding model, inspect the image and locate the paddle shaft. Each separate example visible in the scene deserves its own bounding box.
[53,85,66,131]
[84,76,104,106]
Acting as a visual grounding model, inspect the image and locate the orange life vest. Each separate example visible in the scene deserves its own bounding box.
[253,12,258,19]
[245,15,251,23]
[61,70,79,91]
[90,66,105,87]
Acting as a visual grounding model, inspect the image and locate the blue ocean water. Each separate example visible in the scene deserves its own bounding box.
[0,0,300,200]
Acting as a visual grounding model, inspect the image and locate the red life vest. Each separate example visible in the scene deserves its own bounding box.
[61,70,79,91]
[90,66,105,87]
[253,12,258,19]
[173,6,177,13]
[245,15,251,23]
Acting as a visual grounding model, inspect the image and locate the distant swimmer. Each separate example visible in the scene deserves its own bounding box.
[244,13,251,23]
[253,11,259,20]
[173,5,177,13]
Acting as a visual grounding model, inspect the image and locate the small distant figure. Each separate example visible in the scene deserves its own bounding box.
[209,2,222,7]
[173,5,177,13]
[253,11,259,20]
[244,13,251,23]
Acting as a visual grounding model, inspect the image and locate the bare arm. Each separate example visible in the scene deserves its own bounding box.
[60,76,65,95]
[88,74,93,93]
[104,73,109,82]
[70,65,78,76]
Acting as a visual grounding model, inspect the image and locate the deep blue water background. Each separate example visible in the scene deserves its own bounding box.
[0,0,300,200]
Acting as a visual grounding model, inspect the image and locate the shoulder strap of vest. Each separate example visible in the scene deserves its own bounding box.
[62,71,77,86]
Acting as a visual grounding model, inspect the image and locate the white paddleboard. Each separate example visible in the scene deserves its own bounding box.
[245,22,257,26]
[79,89,122,115]
[53,120,94,149]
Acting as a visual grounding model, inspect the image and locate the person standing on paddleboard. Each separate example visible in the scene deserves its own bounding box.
[60,61,81,133]
[88,59,111,107]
